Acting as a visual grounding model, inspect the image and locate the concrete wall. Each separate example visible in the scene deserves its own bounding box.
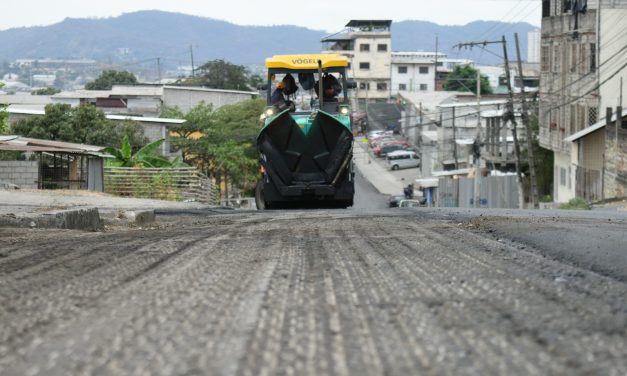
[0,160,38,188]
[554,151,575,202]
[163,87,255,113]
[604,117,627,199]
[599,7,627,112]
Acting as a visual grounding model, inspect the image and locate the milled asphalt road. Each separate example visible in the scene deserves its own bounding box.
[2,205,627,375]
[1,150,627,374]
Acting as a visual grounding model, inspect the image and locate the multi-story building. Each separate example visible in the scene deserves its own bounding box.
[322,20,392,110]
[528,29,541,63]
[538,0,600,203]
[539,0,627,203]
[391,52,446,93]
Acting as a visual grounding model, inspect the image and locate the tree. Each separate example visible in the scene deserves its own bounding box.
[166,98,265,197]
[11,103,146,147]
[0,82,7,134]
[161,102,213,163]
[31,87,61,95]
[443,65,493,95]
[85,70,138,90]
[182,60,252,90]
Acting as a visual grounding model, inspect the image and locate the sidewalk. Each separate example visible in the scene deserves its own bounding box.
[353,137,407,196]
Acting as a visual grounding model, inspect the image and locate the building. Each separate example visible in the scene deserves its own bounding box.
[0,136,107,191]
[528,29,541,63]
[391,52,446,93]
[5,108,185,159]
[51,85,258,117]
[322,20,392,109]
[538,0,627,203]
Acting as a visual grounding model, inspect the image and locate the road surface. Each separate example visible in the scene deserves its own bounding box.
[1,203,626,375]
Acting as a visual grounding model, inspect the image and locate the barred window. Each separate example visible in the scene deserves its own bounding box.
[588,107,598,126]
[541,46,550,72]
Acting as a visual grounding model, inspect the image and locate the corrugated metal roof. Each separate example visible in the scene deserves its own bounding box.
[0,136,107,156]
[4,107,185,124]
[52,90,109,99]
[163,86,257,96]
[111,85,163,97]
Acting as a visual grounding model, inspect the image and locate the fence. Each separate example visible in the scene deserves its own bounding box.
[576,167,602,202]
[438,175,520,209]
[104,167,219,205]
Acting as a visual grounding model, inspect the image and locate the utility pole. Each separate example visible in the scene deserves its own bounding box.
[501,35,525,209]
[515,32,539,208]
[156,57,162,83]
[456,38,525,208]
[434,35,439,91]
[190,45,196,79]
[452,106,459,169]
[474,69,482,208]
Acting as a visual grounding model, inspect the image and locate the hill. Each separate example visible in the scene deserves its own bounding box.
[0,11,536,68]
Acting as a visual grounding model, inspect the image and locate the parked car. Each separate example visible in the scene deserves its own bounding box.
[386,150,420,170]
[388,194,406,208]
[398,199,427,208]
[377,143,409,158]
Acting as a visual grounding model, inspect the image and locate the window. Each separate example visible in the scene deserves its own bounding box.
[399,83,407,91]
[560,167,566,186]
[398,66,408,74]
[360,44,370,52]
[590,43,596,72]
[420,84,428,91]
[377,44,387,52]
[588,107,597,126]
[541,46,550,72]
[359,82,370,90]
[552,45,560,73]
[377,82,387,91]
[569,104,577,134]
[542,0,551,18]
[580,44,587,74]
[419,66,429,74]
[359,62,370,70]
[570,44,578,72]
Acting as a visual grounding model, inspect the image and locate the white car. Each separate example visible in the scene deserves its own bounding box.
[386,150,420,170]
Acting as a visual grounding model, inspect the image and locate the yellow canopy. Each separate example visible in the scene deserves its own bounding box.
[265,54,349,70]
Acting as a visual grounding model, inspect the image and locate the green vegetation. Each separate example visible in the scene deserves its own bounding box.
[443,65,493,95]
[162,98,265,196]
[104,135,184,168]
[31,87,61,95]
[0,82,6,134]
[180,60,259,91]
[11,103,146,147]
[559,198,591,210]
[85,70,138,90]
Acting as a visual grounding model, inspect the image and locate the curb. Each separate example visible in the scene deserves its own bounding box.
[0,207,102,231]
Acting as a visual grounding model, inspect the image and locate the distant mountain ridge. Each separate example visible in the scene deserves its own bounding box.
[0,11,536,68]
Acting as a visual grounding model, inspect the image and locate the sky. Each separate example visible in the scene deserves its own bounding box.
[1,0,542,32]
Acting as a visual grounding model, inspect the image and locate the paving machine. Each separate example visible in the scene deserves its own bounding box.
[255,54,355,209]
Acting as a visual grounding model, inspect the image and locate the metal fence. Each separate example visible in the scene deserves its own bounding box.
[104,167,219,205]
[438,175,520,209]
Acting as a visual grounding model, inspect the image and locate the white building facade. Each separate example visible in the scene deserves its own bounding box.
[323,20,392,110]
[391,52,445,93]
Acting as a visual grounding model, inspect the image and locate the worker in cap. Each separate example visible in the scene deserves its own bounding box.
[271,81,286,105]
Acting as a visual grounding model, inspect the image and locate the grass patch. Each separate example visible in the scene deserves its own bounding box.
[559,197,591,210]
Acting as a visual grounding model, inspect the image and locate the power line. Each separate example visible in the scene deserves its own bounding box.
[548,60,627,111]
